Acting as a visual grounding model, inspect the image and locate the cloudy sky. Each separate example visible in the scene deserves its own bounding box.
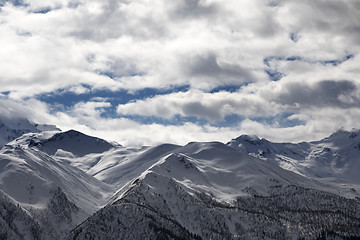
[0,0,359,146]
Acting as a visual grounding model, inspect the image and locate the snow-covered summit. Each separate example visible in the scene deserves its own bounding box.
[321,128,360,144]
[0,131,115,239]
[9,129,117,157]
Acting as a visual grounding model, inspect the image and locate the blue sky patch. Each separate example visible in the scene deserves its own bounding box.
[263,54,354,81]
[31,7,54,14]
[36,83,248,127]
[265,69,284,81]
[0,91,10,96]
[209,85,243,93]
[36,85,190,117]
[319,54,354,66]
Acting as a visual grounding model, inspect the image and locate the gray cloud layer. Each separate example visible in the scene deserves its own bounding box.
[274,80,360,108]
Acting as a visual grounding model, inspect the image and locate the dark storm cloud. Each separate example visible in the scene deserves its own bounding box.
[275,80,359,108]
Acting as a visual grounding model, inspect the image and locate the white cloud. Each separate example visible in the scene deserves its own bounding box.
[2,0,359,97]
[117,89,276,121]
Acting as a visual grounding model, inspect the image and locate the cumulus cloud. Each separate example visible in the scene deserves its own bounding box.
[182,53,256,88]
[1,0,360,145]
[117,89,276,121]
[2,0,358,96]
[116,77,360,121]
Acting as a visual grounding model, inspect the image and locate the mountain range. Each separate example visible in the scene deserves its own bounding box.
[0,117,360,239]
[227,130,360,186]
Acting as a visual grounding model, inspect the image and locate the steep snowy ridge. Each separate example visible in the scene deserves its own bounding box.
[0,130,116,239]
[62,143,181,187]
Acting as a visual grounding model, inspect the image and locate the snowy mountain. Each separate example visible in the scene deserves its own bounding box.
[0,121,360,239]
[227,129,360,184]
[70,142,360,239]
[0,130,115,239]
[24,129,116,157]
[0,116,60,148]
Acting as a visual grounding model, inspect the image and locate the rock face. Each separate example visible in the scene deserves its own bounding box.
[0,121,360,239]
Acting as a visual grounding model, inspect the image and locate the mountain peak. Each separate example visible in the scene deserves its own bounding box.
[233,134,262,143]
[327,128,360,140]
[233,134,258,140]
[33,130,117,157]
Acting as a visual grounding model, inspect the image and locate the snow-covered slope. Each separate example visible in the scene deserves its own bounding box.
[62,141,343,197]
[0,131,116,239]
[0,116,60,148]
[62,143,181,187]
[227,129,360,184]
[70,141,360,239]
[1,123,360,239]
[61,141,350,200]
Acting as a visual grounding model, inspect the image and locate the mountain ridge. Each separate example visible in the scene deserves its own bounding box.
[227,128,360,184]
[0,118,360,239]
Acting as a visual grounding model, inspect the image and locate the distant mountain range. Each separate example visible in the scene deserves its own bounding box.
[0,117,359,239]
[227,129,360,184]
